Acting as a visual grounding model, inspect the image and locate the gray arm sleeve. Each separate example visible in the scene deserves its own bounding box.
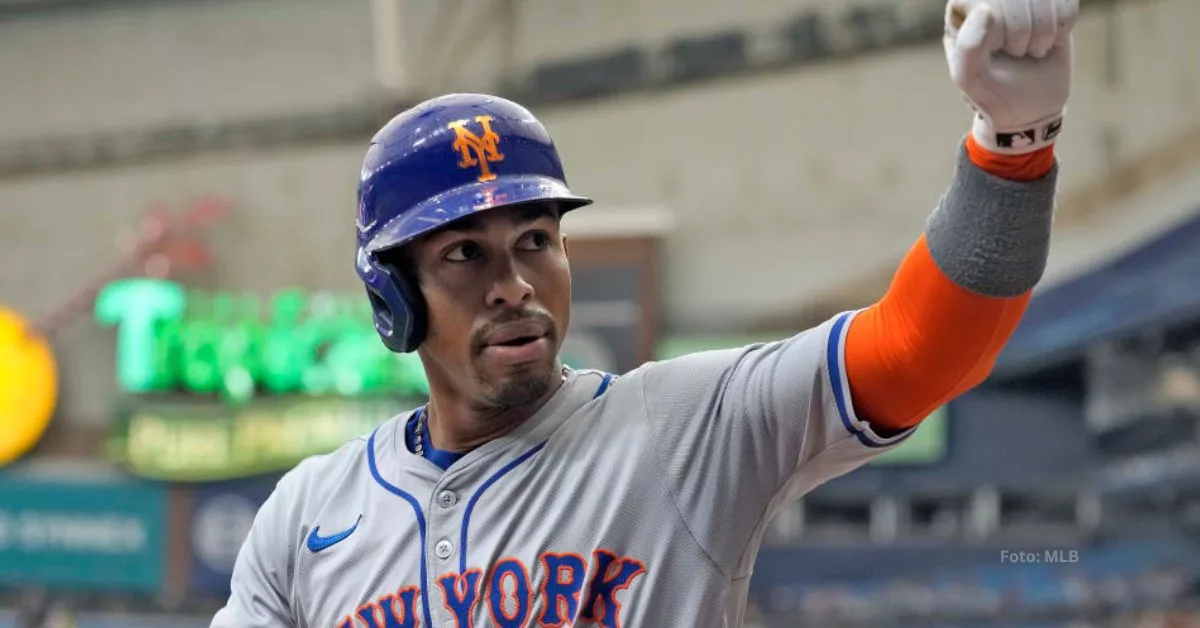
[210,470,302,627]
[925,142,1058,297]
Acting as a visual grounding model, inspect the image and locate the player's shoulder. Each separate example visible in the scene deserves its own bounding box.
[630,313,853,386]
[278,435,368,490]
[627,341,764,384]
[563,366,643,409]
[269,414,409,513]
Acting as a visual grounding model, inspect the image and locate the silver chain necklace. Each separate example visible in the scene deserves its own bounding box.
[413,407,428,458]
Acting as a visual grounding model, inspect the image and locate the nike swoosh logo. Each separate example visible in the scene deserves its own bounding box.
[306,515,362,553]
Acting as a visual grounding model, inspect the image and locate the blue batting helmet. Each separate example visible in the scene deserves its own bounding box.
[355,93,593,353]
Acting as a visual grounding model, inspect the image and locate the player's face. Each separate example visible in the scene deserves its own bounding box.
[409,203,572,409]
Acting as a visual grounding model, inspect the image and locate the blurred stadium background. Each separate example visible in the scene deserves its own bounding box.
[1,0,1199,626]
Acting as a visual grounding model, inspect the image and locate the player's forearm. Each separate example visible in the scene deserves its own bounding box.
[927,136,1057,298]
[843,137,1057,430]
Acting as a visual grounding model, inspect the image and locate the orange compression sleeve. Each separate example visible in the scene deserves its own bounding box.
[842,138,1055,431]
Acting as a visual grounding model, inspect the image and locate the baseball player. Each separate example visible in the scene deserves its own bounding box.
[212,0,1077,625]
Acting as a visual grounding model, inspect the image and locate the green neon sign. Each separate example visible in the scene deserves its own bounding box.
[95,278,428,403]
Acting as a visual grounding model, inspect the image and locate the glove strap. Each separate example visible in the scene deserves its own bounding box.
[971,111,1065,155]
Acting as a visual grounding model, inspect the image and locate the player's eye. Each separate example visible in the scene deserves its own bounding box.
[443,241,485,262]
[516,231,552,252]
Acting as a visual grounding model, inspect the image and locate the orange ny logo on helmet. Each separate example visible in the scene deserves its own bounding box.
[448,116,505,182]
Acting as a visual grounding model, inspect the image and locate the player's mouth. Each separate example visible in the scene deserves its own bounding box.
[480,320,553,366]
[491,334,544,347]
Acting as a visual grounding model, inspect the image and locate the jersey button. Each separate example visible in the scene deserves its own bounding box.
[434,539,454,560]
[438,490,458,508]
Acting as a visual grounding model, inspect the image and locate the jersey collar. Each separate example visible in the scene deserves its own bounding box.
[372,368,609,484]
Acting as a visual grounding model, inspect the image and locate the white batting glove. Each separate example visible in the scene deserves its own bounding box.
[944,0,1079,154]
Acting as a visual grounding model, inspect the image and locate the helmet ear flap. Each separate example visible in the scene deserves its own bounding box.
[356,247,427,353]
[391,270,427,352]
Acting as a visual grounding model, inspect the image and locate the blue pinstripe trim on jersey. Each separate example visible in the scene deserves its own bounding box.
[367,427,434,628]
[595,371,613,397]
[459,441,547,574]
[827,313,917,449]
[458,372,614,573]
[826,312,857,437]
[827,312,892,449]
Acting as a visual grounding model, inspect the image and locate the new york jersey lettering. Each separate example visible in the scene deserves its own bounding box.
[487,559,532,628]
[539,552,587,626]
[581,549,647,628]
[334,550,644,627]
[438,569,482,627]
[352,586,420,628]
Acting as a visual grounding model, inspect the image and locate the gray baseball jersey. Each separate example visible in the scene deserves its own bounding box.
[211,310,916,627]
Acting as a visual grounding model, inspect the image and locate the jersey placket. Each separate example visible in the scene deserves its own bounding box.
[424,475,467,627]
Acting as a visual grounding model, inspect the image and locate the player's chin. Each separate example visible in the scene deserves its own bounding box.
[484,366,558,408]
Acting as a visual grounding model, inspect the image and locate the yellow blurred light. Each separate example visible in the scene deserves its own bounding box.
[0,305,58,466]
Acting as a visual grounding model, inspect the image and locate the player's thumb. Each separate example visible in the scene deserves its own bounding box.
[950,4,1002,82]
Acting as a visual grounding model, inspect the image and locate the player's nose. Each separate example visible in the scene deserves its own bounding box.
[485,258,535,307]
